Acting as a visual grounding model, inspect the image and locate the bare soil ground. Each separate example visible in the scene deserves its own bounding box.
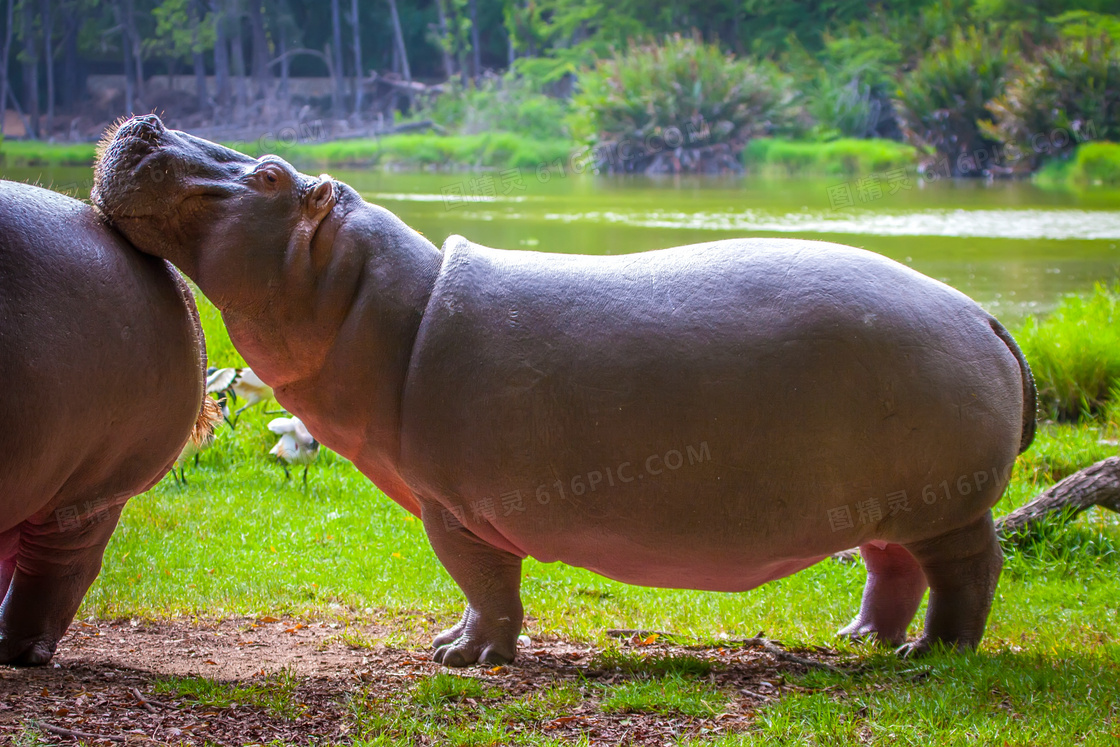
[0,617,844,745]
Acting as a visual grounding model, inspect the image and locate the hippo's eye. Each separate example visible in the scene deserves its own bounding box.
[265,172,277,184]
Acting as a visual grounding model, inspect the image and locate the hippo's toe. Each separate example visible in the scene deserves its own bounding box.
[432,606,519,667]
[0,634,58,667]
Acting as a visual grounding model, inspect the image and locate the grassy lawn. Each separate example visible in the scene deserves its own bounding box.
[54,291,1120,744]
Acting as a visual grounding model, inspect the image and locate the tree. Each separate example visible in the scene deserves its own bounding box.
[347,0,359,112]
[386,0,409,81]
[22,0,40,137]
[328,0,342,116]
[0,0,14,136]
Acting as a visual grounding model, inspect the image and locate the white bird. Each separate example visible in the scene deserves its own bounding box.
[206,367,276,427]
[268,416,320,484]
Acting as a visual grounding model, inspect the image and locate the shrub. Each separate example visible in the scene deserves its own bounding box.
[895,28,1009,176]
[420,74,570,141]
[984,34,1120,171]
[785,32,904,140]
[570,33,796,173]
[1017,284,1120,421]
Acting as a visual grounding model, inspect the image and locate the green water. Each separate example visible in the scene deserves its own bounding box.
[7,165,1120,322]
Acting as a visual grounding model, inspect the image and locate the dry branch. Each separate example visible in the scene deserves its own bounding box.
[996,456,1120,536]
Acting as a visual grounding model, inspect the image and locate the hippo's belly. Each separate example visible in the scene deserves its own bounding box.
[399,237,1024,587]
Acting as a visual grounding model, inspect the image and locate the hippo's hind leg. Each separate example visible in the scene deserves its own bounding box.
[421,506,523,667]
[898,512,1003,656]
[0,528,17,601]
[0,503,124,666]
[838,542,928,647]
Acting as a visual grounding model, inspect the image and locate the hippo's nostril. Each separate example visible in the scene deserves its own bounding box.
[114,115,165,144]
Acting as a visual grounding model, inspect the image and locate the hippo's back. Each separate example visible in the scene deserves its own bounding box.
[0,180,204,528]
[400,236,1031,586]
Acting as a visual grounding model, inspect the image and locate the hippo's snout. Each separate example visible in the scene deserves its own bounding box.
[114,113,166,144]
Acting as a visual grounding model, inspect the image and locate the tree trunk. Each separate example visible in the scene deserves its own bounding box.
[123,0,143,102]
[386,0,410,82]
[192,0,208,111]
[469,0,480,82]
[213,0,230,110]
[434,0,454,80]
[228,2,248,116]
[348,0,361,114]
[245,0,270,101]
[113,0,134,115]
[996,457,1120,537]
[42,0,52,137]
[21,0,39,138]
[329,0,344,117]
[277,23,289,110]
[0,0,14,137]
[60,7,77,110]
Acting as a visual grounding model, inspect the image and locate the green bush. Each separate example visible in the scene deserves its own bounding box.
[1035,141,1120,188]
[742,137,919,176]
[420,74,570,141]
[984,34,1120,171]
[785,32,904,140]
[1017,284,1120,421]
[570,33,795,173]
[895,28,1009,176]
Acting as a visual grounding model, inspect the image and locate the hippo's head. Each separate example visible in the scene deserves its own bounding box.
[92,115,340,307]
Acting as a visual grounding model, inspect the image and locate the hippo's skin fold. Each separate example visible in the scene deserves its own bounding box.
[93,115,1036,666]
[0,180,210,665]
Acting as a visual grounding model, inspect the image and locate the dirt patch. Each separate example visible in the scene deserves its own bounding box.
[0,618,846,745]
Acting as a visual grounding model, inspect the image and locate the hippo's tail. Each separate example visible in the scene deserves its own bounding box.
[989,317,1037,454]
[174,263,225,447]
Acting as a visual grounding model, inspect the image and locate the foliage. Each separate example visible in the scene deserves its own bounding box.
[783,31,904,140]
[569,34,795,172]
[1017,284,1120,421]
[984,33,1120,170]
[145,0,216,66]
[742,137,919,176]
[419,74,571,140]
[895,27,1010,176]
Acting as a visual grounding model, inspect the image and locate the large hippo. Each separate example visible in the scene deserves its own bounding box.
[93,115,1035,666]
[0,180,216,665]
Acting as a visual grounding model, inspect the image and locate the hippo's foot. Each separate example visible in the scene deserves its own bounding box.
[838,542,928,647]
[420,505,525,668]
[432,606,521,667]
[897,513,1003,656]
[0,632,58,666]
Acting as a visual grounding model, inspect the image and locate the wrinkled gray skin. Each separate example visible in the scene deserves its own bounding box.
[0,180,208,665]
[93,115,1036,666]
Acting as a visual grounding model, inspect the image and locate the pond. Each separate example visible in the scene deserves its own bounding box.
[7,165,1120,323]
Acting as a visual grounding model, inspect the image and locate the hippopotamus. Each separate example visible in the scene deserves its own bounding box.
[93,115,1036,666]
[0,179,216,665]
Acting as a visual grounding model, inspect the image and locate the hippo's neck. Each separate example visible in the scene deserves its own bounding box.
[223,203,441,510]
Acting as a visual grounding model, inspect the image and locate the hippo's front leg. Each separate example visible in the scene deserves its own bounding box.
[421,504,524,667]
[0,505,123,666]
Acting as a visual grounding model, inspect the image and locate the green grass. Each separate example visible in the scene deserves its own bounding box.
[742,137,920,177]
[0,133,572,173]
[599,675,728,717]
[69,288,1120,745]
[152,668,304,719]
[1015,284,1120,420]
[0,140,98,167]
[1036,141,1120,189]
[228,132,573,172]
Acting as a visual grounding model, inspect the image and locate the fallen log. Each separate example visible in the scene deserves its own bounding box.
[995,455,1120,537]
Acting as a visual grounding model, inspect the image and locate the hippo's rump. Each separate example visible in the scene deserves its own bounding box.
[400,236,1026,589]
[0,181,204,528]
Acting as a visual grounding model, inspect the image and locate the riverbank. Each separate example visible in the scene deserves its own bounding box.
[3,134,1117,183]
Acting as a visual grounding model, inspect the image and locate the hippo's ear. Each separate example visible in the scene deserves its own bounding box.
[306,176,335,220]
